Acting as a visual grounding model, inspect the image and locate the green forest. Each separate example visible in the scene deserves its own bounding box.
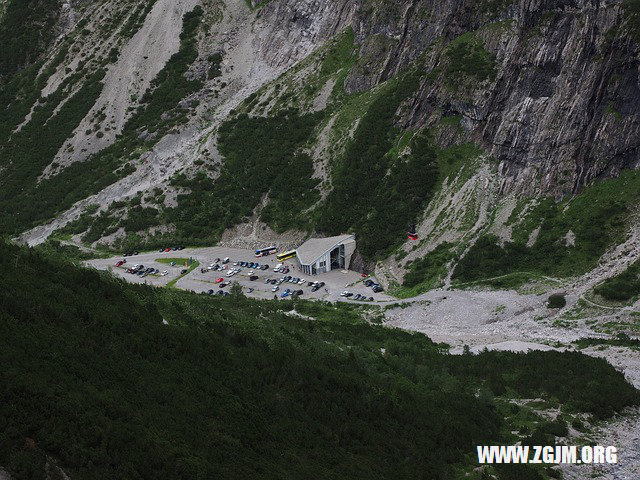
[0,239,638,479]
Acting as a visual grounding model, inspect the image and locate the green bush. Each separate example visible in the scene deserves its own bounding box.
[444,32,496,86]
[594,259,640,302]
[547,294,566,309]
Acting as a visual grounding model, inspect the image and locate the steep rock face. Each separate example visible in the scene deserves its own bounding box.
[5,0,640,250]
[337,0,640,198]
[254,0,357,69]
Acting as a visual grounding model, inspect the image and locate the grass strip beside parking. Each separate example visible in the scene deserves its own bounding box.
[157,258,200,288]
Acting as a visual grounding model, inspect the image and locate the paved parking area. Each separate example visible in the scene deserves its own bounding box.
[86,246,394,302]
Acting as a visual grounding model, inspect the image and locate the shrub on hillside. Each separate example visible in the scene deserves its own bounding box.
[547,294,566,309]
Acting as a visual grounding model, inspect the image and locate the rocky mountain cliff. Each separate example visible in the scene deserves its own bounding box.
[1,0,640,289]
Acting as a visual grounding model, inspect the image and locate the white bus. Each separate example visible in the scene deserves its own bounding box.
[255,246,277,257]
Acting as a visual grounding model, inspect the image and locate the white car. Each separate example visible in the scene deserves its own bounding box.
[248,270,254,275]
[298,278,305,284]
[274,263,282,272]
[161,270,168,276]
[340,291,351,297]
[264,279,271,284]
[272,286,279,292]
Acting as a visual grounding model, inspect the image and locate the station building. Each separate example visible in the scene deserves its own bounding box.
[296,234,356,275]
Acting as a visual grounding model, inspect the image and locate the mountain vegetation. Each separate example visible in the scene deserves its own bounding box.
[0,240,638,479]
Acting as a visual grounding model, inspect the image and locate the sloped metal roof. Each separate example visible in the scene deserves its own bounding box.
[296,234,355,265]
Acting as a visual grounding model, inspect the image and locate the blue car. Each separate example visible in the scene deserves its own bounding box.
[280,288,292,298]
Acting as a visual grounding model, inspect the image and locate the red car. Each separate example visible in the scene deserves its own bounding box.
[164,247,171,252]
[115,261,124,267]
[216,277,224,283]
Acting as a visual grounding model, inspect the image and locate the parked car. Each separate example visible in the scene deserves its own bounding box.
[354,294,362,300]
[340,291,353,297]
[272,285,279,292]
[219,282,228,288]
[223,257,230,264]
[295,290,303,296]
[260,265,269,270]
[207,289,214,295]
[165,248,172,252]
[115,261,124,267]
[311,286,320,292]
[180,269,188,275]
[368,297,374,301]
[317,282,325,288]
[372,286,384,293]
[250,275,258,281]
[274,263,283,272]
[364,279,374,287]
[216,278,224,283]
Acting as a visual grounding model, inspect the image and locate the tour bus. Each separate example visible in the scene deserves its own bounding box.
[276,250,297,262]
[255,246,277,257]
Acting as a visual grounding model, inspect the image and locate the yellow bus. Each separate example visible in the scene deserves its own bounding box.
[276,250,297,262]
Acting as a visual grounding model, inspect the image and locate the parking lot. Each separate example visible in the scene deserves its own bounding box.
[86,246,394,303]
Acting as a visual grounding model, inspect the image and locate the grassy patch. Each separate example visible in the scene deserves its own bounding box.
[163,258,200,287]
[453,169,640,283]
[593,259,640,302]
[393,242,457,298]
[574,333,640,350]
